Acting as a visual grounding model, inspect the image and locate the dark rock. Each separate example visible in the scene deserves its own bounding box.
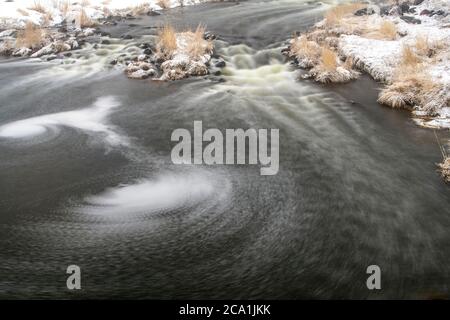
[217,78,226,83]
[355,7,375,16]
[147,10,161,16]
[64,52,72,57]
[100,31,110,37]
[400,2,410,13]
[215,60,226,68]
[101,39,111,45]
[93,44,99,49]
[204,31,217,40]
[420,9,433,16]
[46,55,58,61]
[414,0,424,5]
[213,70,221,76]
[110,59,118,65]
[409,7,416,14]
[400,15,421,24]
[143,48,152,55]
[380,5,393,16]
[140,43,151,49]
[435,10,445,16]
[122,34,133,40]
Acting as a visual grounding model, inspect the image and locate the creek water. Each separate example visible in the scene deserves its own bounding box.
[0,0,449,299]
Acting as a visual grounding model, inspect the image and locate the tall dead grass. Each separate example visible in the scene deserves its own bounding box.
[157,23,214,60]
[55,0,70,16]
[324,3,366,28]
[130,3,150,16]
[400,45,422,67]
[78,9,95,28]
[378,68,438,110]
[186,24,213,59]
[29,0,47,14]
[157,24,177,58]
[310,45,359,83]
[320,46,338,71]
[364,20,397,40]
[16,21,44,49]
[439,157,450,183]
[290,35,321,68]
[378,21,397,40]
[157,0,171,9]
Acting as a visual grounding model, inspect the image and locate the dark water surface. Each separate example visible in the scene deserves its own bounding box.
[0,0,449,299]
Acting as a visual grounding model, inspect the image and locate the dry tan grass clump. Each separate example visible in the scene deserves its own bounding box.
[378,69,439,111]
[56,0,70,16]
[414,35,446,58]
[42,12,53,27]
[439,157,450,183]
[157,0,171,9]
[309,46,359,83]
[378,21,397,40]
[364,20,397,40]
[29,0,47,14]
[130,3,150,16]
[400,45,422,67]
[157,24,178,58]
[78,9,95,28]
[415,35,430,56]
[186,24,213,59]
[16,21,44,49]
[320,46,338,71]
[290,35,321,68]
[324,3,366,28]
[157,23,214,61]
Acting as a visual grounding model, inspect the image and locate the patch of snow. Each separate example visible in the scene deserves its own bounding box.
[0,0,206,28]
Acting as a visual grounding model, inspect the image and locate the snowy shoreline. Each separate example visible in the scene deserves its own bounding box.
[0,0,205,29]
[285,0,449,181]
[0,0,224,81]
[286,0,449,128]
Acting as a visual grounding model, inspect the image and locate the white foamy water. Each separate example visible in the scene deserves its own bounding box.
[74,172,231,217]
[0,95,128,146]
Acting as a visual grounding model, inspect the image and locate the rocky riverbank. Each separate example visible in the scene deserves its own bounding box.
[0,0,223,81]
[283,0,450,181]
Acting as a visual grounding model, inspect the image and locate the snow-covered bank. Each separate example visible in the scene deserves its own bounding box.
[0,0,206,29]
[123,24,221,80]
[286,0,450,129]
[0,1,211,58]
[0,0,223,81]
[285,0,450,181]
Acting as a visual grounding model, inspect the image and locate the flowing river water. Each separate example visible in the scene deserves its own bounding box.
[0,0,449,299]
